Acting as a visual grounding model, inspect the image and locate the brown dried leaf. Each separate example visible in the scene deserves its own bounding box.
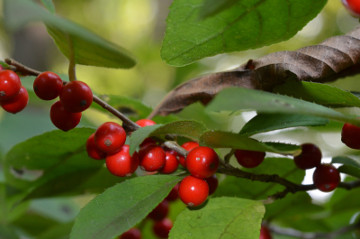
[150,27,360,118]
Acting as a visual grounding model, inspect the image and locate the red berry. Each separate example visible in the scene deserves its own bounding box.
[313,164,340,192]
[119,228,141,239]
[148,200,169,221]
[136,119,156,127]
[106,145,139,177]
[86,133,107,160]
[50,101,81,131]
[152,218,172,238]
[59,81,93,112]
[1,86,28,114]
[33,71,63,100]
[342,0,360,17]
[341,123,360,149]
[259,225,272,239]
[166,184,179,201]
[234,149,265,168]
[179,175,209,207]
[178,141,199,167]
[139,145,165,172]
[186,146,219,178]
[205,174,218,195]
[94,122,126,154]
[293,143,322,170]
[160,150,179,174]
[0,70,21,101]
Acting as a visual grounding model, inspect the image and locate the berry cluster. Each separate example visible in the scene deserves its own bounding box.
[0,70,29,113]
[33,72,93,131]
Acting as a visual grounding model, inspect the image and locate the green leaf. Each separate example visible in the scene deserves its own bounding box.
[274,80,360,108]
[207,88,360,125]
[0,224,19,239]
[3,128,102,195]
[70,175,182,239]
[169,197,265,239]
[214,158,305,199]
[332,156,360,168]
[41,0,55,13]
[162,0,327,66]
[38,222,73,239]
[199,0,238,18]
[200,131,300,154]
[129,121,207,154]
[240,113,329,136]
[338,165,360,179]
[4,0,136,69]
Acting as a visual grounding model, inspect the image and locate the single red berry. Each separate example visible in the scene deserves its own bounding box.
[341,123,360,149]
[259,225,272,239]
[59,81,93,112]
[152,218,172,238]
[139,145,166,172]
[166,184,179,201]
[205,174,218,195]
[293,143,322,170]
[119,228,141,239]
[313,164,340,192]
[33,71,63,100]
[0,70,21,101]
[86,133,106,160]
[148,200,169,221]
[106,145,139,177]
[94,122,126,154]
[1,86,28,114]
[160,150,179,174]
[342,0,360,17]
[234,149,265,168]
[50,101,81,131]
[178,141,199,167]
[179,175,209,207]
[136,119,156,127]
[186,146,219,178]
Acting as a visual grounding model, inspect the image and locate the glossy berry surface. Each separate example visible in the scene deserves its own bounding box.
[50,101,81,131]
[59,81,93,112]
[139,145,166,172]
[294,143,322,170]
[94,122,126,154]
[33,71,63,100]
[179,175,209,207]
[313,164,340,192]
[160,150,179,174]
[205,174,218,195]
[152,218,173,238]
[106,145,139,177]
[0,70,21,101]
[119,228,141,239]
[341,123,360,149]
[166,184,179,201]
[148,200,169,221]
[259,225,272,239]
[135,119,156,127]
[342,0,360,17]
[186,146,219,178]
[1,86,28,114]
[86,133,106,160]
[179,141,199,167]
[235,149,265,168]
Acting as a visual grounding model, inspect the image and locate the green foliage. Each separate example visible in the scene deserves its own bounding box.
[41,0,56,13]
[3,0,136,69]
[161,0,327,66]
[70,175,182,239]
[170,197,265,239]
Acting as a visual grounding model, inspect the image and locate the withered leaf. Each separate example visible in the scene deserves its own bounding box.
[150,27,360,118]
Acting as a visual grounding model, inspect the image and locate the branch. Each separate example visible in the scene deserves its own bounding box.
[149,26,360,117]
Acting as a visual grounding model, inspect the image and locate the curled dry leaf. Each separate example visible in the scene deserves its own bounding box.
[149,27,360,118]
